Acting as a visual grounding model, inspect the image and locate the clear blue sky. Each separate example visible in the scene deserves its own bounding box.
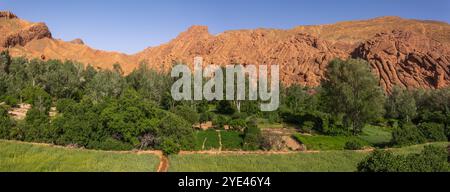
[2,0,449,54]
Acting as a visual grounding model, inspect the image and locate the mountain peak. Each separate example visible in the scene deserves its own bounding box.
[175,25,211,40]
[0,11,18,19]
[69,38,85,45]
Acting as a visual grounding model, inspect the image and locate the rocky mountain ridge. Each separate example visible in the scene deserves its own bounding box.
[1,11,449,91]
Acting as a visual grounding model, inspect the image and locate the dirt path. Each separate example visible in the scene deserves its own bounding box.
[157,155,169,172]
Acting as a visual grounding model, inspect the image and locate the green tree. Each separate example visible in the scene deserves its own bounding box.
[216,100,235,115]
[0,50,11,74]
[158,112,195,150]
[391,122,426,146]
[170,105,199,125]
[126,62,172,106]
[0,106,14,139]
[21,86,52,113]
[22,107,51,142]
[385,87,417,122]
[321,59,385,134]
[85,70,126,103]
[243,119,262,150]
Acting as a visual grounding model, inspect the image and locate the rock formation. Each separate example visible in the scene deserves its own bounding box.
[352,30,450,91]
[1,11,449,91]
[69,38,85,45]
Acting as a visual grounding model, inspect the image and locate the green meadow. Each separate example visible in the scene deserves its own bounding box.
[0,140,159,172]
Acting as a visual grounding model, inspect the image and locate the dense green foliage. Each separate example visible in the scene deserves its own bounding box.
[0,51,448,156]
[243,120,262,150]
[358,145,450,172]
[321,59,385,134]
[0,107,14,139]
[0,52,195,152]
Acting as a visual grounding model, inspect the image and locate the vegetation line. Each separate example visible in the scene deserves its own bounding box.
[218,130,222,151]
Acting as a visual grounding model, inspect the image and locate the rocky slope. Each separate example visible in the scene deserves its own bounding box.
[1,11,449,90]
[353,30,450,91]
[0,11,136,72]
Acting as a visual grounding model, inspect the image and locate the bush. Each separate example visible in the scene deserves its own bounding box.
[228,119,246,131]
[404,145,450,172]
[3,95,18,107]
[0,106,14,139]
[344,139,364,150]
[357,150,403,172]
[158,112,195,150]
[21,86,52,113]
[391,123,426,146]
[243,120,262,150]
[216,100,235,115]
[171,105,199,125]
[22,107,51,142]
[212,115,230,129]
[302,121,315,134]
[358,146,450,172]
[418,122,447,142]
[55,98,77,113]
[161,139,180,155]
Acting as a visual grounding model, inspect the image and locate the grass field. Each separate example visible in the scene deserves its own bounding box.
[168,142,449,172]
[220,131,243,150]
[256,118,284,129]
[358,125,392,145]
[0,140,159,172]
[194,130,220,150]
[293,134,370,150]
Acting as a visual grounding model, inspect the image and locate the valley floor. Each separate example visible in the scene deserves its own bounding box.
[0,140,448,172]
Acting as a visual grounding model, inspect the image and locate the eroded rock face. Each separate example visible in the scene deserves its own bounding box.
[136,26,348,86]
[352,30,450,91]
[0,11,17,19]
[1,22,52,48]
[1,11,449,91]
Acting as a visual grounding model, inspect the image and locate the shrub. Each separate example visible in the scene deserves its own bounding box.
[212,115,230,129]
[391,122,426,146]
[199,111,213,124]
[216,100,235,115]
[22,107,51,142]
[3,95,18,107]
[228,119,246,131]
[344,139,364,150]
[161,138,180,155]
[404,145,450,172]
[0,106,14,139]
[55,98,77,113]
[158,112,195,150]
[357,150,403,172]
[243,120,262,150]
[302,121,315,134]
[21,86,52,113]
[358,146,450,172]
[171,105,199,125]
[417,122,447,142]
